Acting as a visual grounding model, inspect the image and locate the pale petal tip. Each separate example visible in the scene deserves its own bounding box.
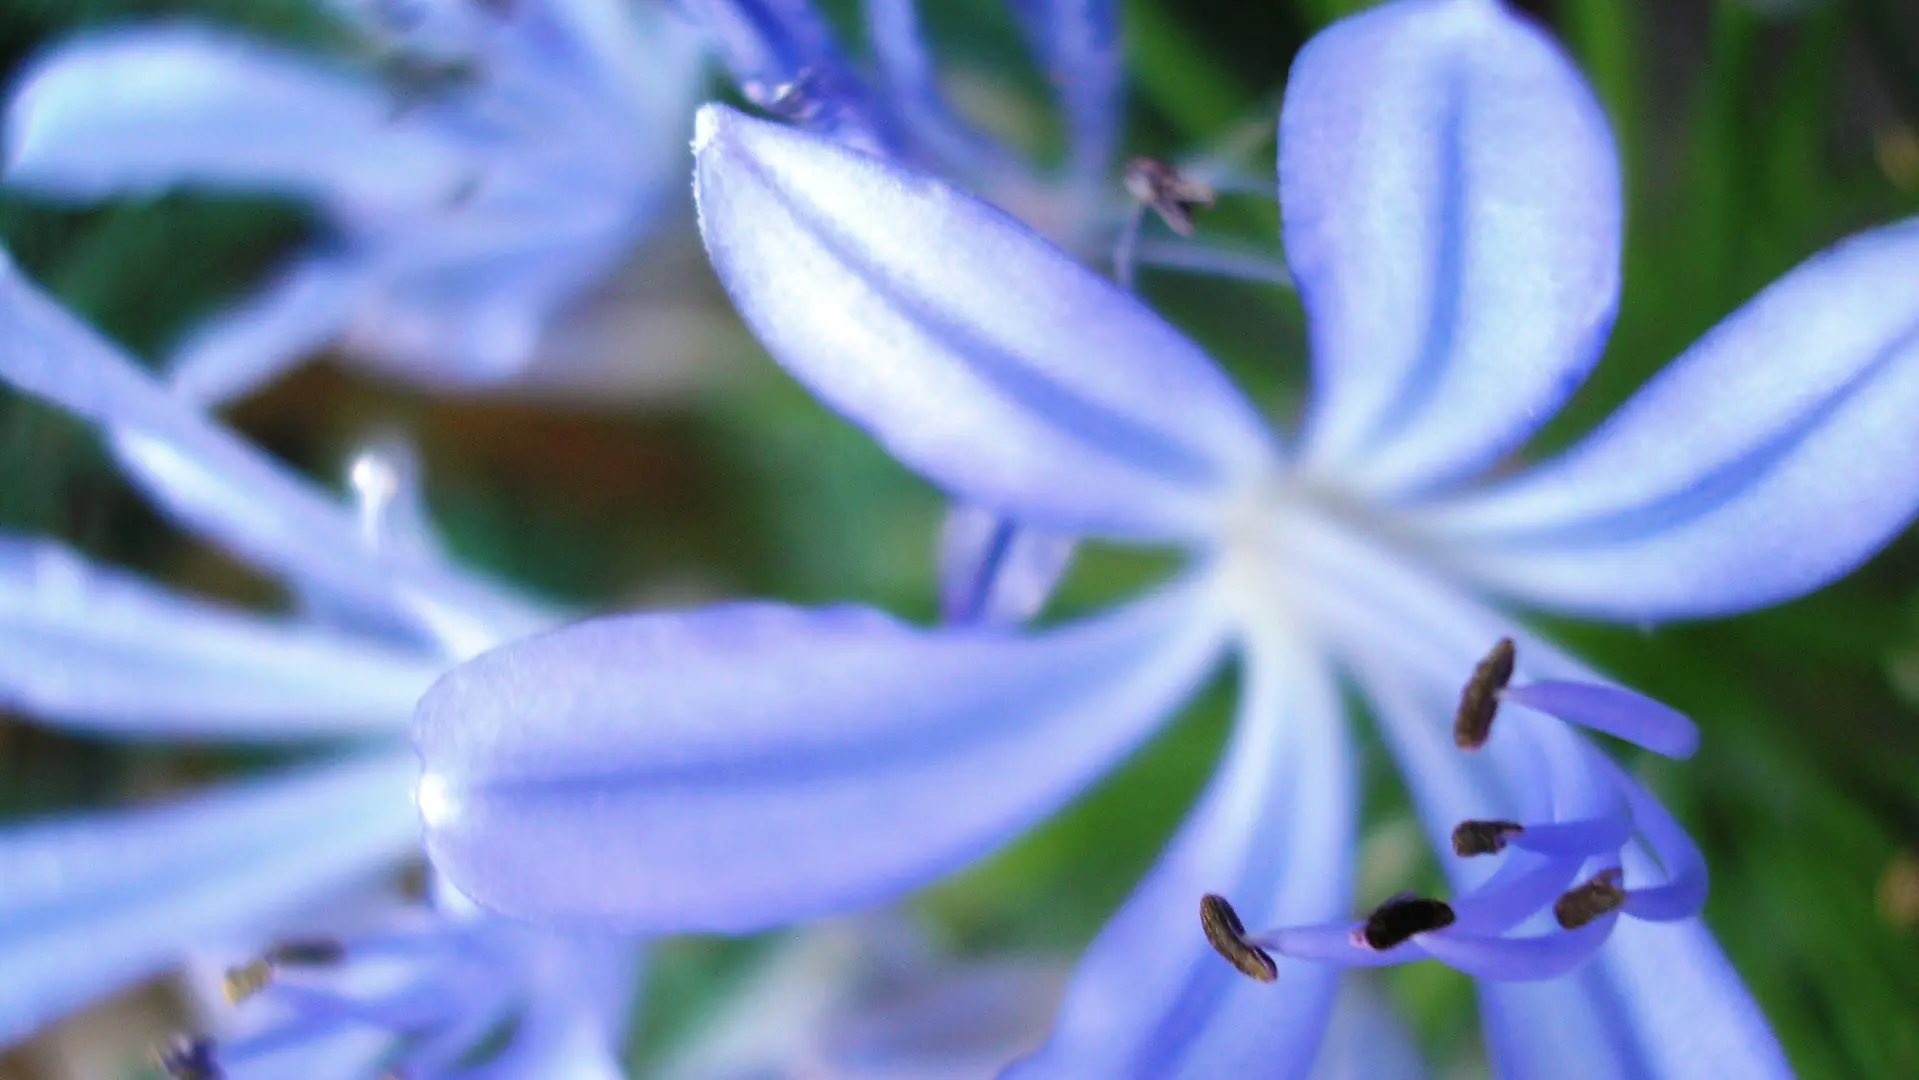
[416,771,458,829]
[691,102,737,158]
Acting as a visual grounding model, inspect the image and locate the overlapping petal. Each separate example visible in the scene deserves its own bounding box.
[1004,622,1352,1079]
[167,256,365,407]
[1282,0,1620,495]
[1006,0,1122,188]
[0,535,440,738]
[414,583,1227,932]
[693,105,1277,540]
[0,752,418,1043]
[0,252,549,648]
[938,505,1074,625]
[1424,217,1919,621]
[3,24,467,212]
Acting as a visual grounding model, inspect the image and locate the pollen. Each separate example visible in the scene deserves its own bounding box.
[1200,893,1278,983]
[1454,638,1516,750]
[1358,894,1456,951]
[1554,868,1627,929]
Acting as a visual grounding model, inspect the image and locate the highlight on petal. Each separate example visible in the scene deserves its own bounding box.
[1283,0,1620,495]
[1005,622,1354,1079]
[693,104,1277,540]
[3,23,466,211]
[0,752,418,1043]
[1422,217,1919,621]
[0,252,549,650]
[415,583,1227,932]
[0,535,441,738]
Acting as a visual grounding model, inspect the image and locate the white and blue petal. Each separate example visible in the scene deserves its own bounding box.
[0,752,418,1043]
[1283,0,1620,496]
[414,583,1228,932]
[1004,621,1353,1079]
[3,23,467,213]
[1424,217,1919,622]
[693,105,1278,540]
[0,534,440,739]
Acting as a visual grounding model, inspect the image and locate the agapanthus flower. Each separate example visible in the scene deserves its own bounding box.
[3,0,703,404]
[0,252,638,1078]
[411,0,1919,1073]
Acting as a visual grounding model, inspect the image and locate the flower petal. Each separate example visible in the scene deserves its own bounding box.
[1309,979,1430,1080]
[939,504,1075,626]
[4,23,467,212]
[167,256,365,407]
[1421,217,1919,621]
[693,105,1276,540]
[0,535,440,739]
[415,584,1226,932]
[675,0,889,148]
[1282,0,1620,495]
[1006,0,1122,189]
[1589,916,1793,1079]
[0,752,418,1043]
[0,252,550,650]
[1005,624,1354,1079]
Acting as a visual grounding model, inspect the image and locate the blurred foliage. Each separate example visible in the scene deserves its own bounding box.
[1,0,1917,1078]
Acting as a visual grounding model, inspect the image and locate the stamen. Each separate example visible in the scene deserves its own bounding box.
[156,1035,218,1080]
[745,68,823,124]
[1452,819,1525,857]
[1199,893,1278,982]
[223,938,348,1003]
[1553,868,1627,930]
[1123,158,1217,237]
[1455,638,1516,749]
[1357,894,1456,951]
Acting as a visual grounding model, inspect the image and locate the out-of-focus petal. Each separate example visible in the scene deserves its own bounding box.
[693,105,1276,540]
[0,535,440,738]
[1283,0,1620,495]
[167,256,365,407]
[866,0,1028,180]
[0,752,418,1043]
[1308,979,1429,1080]
[1005,623,1353,1079]
[675,0,888,148]
[1007,0,1122,190]
[939,504,1075,626]
[0,252,550,650]
[414,583,1227,933]
[1424,217,1919,621]
[1588,916,1794,1079]
[3,24,467,212]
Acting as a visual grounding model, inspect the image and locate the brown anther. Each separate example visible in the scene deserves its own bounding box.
[1124,157,1217,237]
[1200,893,1278,983]
[1554,868,1626,929]
[156,1035,218,1080]
[1452,819,1525,857]
[1454,638,1516,750]
[1358,894,1456,951]
[221,958,273,1005]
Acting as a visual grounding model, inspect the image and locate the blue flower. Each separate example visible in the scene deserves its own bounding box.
[0,252,636,1078]
[3,0,703,404]
[411,0,1919,1074]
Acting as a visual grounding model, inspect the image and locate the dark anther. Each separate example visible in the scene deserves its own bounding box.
[1452,819,1525,857]
[1200,893,1278,983]
[1124,158,1217,237]
[221,958,273,1004]
[268,938,347,967]
[1359,894,1456,951]
[1553,868,1627,930]
[1454,638,1517,750]
[157,1035,219,1080]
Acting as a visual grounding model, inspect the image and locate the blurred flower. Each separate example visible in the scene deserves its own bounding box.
[0,251,637,1078]
[412,0,1919,1073]
[3,0,705,404]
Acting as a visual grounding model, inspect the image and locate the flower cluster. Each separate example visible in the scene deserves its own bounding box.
[0,0,1914,1077]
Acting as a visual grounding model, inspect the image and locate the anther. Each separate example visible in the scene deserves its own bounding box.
[1124,158,1217,237]
[1553,868,1626,929]
[1454,638,1517,750]
[223,938,346,1003]
[1200,893,1278,983]
[1357,894,1456,951]
[746,69,823,124]
[1452,819,1525,857]
[157,1035,218,1080]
